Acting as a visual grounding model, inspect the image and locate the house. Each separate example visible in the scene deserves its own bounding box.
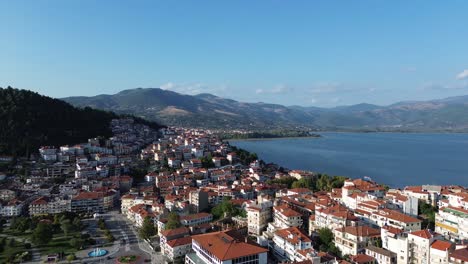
[349,254,376,264]
[0,199,24,216]
[165,236,193,261]
[449,247,468,263]
[429,240,454,263]
[180,212,213,227]
[365,245,397,264]
[312,204,358,232]
[271,227,312,262]
[435,206,468,242]
[246,196,273,235]
[333,225,381,256]
[407,229,438,264]
[186,231,268,264]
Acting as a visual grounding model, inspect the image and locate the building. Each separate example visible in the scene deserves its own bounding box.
[408,230,437,264]
[271,226,312,262]
[70,191,115,213]
[189,190,209,213]
[429,240,454,264]
[449,247,468,263]
[333,226,381,256]
[365,245,397,264]
[180,213,213,227]
[186,231,268,264]
[435,206,468,243]
[267,205,303,233]
[246,196,273,235]
[165,236,193,261]
[0,199,24,216]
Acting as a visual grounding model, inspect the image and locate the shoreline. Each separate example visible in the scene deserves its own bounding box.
[225,135,321,142]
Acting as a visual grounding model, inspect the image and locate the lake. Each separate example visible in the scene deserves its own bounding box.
[230,133,468,188]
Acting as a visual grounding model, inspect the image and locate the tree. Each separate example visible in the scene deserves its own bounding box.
[8,238,15,247]
[139,217,157,240]
[69,238,85,250]
[318,228,334,247]
[66,254,76,263]
[60,219,73,237]
[165,212,181,230]
[32,222,53,245]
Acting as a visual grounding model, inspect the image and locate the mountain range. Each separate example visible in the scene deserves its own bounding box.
[63,88,468,132]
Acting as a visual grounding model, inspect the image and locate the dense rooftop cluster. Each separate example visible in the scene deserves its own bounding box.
[0,125,467,263]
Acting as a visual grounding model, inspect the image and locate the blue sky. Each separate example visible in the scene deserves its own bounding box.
[1,1,468,107]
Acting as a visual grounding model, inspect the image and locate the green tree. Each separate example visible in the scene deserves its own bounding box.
[32,222,53,245]
[139,216,157,240]
[69,238,85,250]
[165,212,181,230]
[60,219,73,237]
[66,254,76,263]
[318,227,334,247]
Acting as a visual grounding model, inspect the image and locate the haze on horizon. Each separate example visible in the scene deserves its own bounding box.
[1,1,468,107]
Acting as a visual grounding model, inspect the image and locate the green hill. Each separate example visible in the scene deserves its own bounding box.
[0,87,163,156]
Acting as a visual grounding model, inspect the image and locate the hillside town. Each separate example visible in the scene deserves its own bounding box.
[0,121,467,264]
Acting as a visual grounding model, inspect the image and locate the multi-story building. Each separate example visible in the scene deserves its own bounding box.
[186,231,268,264]
[408,229,438,264]
[267,205,303,232]
[189,190,209,213]
[365,245,397,264]
[246,196,273,235]
[180,213,213,227]
[367,209,422,232]
[429,240,454,264]
[271,227,312,262]
[435,206,468,243]
[165,236,193,261]
[0,199,24,216]
[70,191,115,213]
[312,204,359,232]
[29,196,71,215]
[0,189,16,201]
[333,225,381,256]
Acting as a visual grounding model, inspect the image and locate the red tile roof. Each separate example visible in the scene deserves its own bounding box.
[191,231,268,260]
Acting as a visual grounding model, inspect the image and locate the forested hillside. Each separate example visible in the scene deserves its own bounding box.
[0,87,162,156]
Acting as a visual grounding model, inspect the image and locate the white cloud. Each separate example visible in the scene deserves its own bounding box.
[456,69,468,80]
[330,97,341,103]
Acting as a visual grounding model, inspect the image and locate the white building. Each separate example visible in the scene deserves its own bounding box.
[333,225,381,256]
[186,231,268,264]
[435,206,468,243]
[271,227,312,262]
[246,196,273,235]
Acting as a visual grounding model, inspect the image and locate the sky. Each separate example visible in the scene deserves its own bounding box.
[1,1,468,107]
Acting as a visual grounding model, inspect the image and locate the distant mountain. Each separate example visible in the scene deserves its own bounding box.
[63,88,468,132]
[0,87,163,156]
[64,88,315,130]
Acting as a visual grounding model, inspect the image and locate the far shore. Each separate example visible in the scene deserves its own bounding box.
[225,135,322,141]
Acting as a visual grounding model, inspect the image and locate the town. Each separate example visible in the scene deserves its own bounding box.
[0,119,467,264]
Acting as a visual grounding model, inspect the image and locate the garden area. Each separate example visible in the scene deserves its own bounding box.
[1,212,96,262]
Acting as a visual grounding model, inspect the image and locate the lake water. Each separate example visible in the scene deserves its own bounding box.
[230,133,468,188]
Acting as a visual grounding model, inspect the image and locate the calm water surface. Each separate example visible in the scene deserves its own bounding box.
[230,133,468,187]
